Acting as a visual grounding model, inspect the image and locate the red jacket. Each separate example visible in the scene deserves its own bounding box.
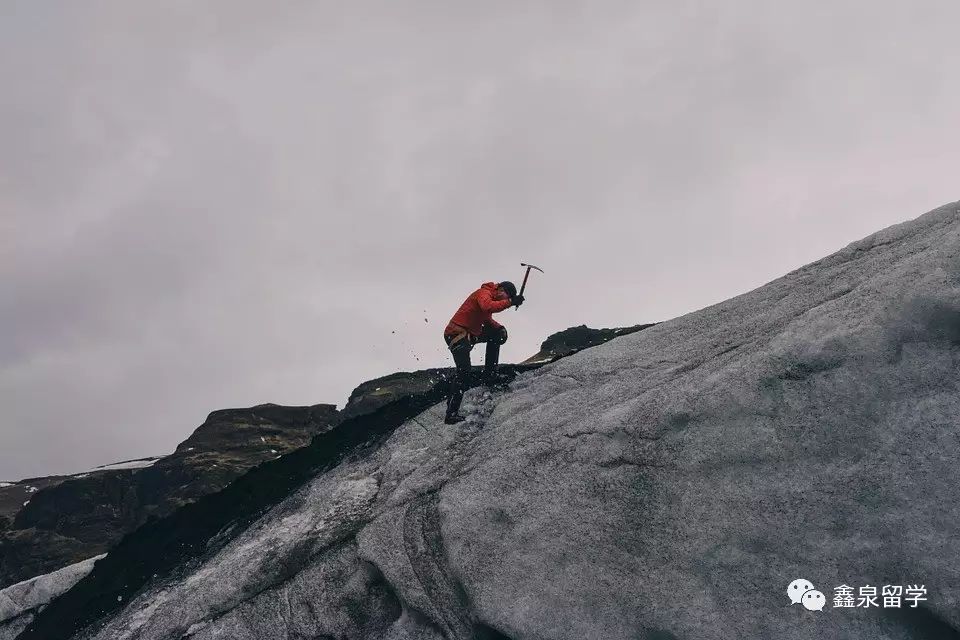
[446,282,513,337]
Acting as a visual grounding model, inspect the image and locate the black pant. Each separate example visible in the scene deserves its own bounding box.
[444,324,505,417]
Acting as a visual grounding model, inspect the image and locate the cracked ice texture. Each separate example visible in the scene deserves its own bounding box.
[83,202,960,639]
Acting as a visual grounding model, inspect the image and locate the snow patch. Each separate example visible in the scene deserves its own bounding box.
[0,554,105,624]
[0,482,12,488]
[93,458,160,472]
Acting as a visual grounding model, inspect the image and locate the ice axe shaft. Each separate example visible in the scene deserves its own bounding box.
[516,262,544,308]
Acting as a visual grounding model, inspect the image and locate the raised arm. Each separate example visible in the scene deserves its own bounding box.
[476,288,513,314]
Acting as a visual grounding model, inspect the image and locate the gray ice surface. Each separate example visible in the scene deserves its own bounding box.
[79,202,960,639]
[1,555,104,640]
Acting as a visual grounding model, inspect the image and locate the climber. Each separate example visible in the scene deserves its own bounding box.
[442,281,524,424]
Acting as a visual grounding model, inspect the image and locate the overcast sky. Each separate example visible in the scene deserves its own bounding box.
[2,1,958,480]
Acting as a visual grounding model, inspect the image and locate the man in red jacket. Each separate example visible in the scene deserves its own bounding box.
[442,281,525,424]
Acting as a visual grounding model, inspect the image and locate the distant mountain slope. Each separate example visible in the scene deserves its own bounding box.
[0,404,338,588]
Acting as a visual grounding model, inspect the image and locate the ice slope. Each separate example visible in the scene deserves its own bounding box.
[59,202,960,639]
[0,555,103,640]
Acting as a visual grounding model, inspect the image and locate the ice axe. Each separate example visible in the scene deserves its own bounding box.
[516,262,543,309]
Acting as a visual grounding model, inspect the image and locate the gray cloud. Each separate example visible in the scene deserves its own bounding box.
[2,0,958,479]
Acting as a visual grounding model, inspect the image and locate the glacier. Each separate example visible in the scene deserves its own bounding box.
[22,201,960,639]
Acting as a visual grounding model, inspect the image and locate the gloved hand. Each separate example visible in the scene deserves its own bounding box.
[512,294,525,307]
[497,326,508,345]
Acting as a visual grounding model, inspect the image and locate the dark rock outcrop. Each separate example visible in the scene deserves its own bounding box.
[0,477,75,528]
[342,368,451,419]
[342,324,653,418]
[521,322,657,363]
